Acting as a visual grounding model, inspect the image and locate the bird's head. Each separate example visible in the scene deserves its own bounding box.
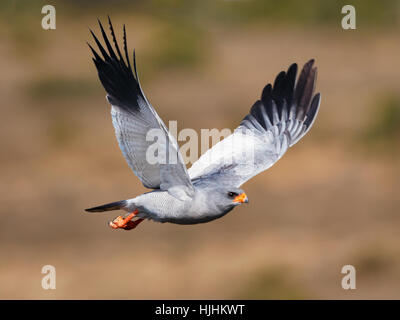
[208,187,249,213]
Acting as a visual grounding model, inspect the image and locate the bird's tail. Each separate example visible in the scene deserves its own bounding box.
[85,200,128,213]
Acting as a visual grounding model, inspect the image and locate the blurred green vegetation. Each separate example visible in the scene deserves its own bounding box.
[150,22,205,71]
[353,245,392,277]
[27,77,99,101]
[2,0,399,75]
[211,0,400,27]
[47,116,80,148]
[236,267,309,299]
[363,93,400,149]
[2,0,399,27]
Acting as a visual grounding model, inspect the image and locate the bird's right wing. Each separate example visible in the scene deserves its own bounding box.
[189,60,320,188]
[89,18,194,200]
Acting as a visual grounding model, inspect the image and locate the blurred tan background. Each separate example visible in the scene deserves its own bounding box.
[1,0,400,299]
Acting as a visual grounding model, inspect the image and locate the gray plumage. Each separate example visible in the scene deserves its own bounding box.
[85,18,321,227]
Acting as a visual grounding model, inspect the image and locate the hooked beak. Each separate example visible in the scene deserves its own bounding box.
[233,192,249,204]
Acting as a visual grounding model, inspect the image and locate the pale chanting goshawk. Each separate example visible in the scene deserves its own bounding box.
[85,18,321,230]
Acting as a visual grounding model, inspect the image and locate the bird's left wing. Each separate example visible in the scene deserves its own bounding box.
[89,18,194,200]
[188,60,321,187]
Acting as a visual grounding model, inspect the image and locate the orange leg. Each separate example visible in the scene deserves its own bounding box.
[109,210,143,230]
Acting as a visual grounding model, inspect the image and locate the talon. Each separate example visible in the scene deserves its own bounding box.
[109,221,118,229]
[109,210,142,230]
[109,216,125,228]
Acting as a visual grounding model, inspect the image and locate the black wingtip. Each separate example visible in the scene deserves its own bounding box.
[107,16,124,61]
[304,92,321,128]
[123,24,132,72]
[133,49,139,78]
[243,58,319,138]
[87,41,95,52]
[297,61,317,118]
[88,18,147,113]
[304,59,315,68]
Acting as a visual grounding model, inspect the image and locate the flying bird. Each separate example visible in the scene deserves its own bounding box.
[85,18,321,230]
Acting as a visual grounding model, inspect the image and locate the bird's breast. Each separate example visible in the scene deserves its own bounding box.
[133,190,230,224]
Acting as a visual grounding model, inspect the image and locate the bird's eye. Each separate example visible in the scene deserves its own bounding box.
[228,192,237,198]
